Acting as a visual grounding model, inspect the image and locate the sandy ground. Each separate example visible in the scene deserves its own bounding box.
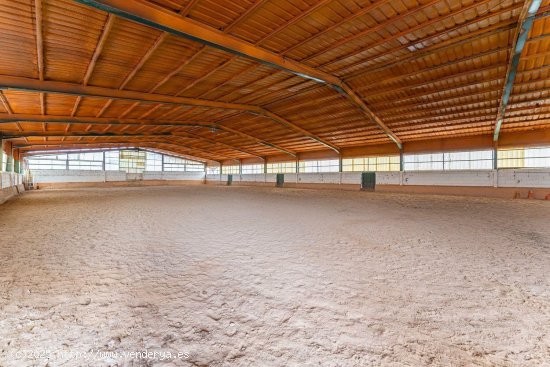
[0,186,549,367]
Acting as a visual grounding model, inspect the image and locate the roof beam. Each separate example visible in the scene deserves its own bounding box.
[315,0,499,68]
[0,92,13,114]
[0,113,297,157]
[34,0,44,81]
[21,143,212,163]
[75,0,338,84]
[0,76,329,152]
[5,131,263,158]
[74,0,401,148]
[16,139,228,160]
[71,14,115,117]
[0,75,253,110]
[494,0,542,142]
[34,0,46,119]
[97,31,169,117]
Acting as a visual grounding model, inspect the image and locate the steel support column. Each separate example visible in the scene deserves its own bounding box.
[494,0,542,141]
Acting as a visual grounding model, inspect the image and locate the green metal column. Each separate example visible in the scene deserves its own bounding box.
[6,149,13,172]
[14,160,20,174]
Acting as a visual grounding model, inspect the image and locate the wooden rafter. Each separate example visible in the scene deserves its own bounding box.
[17,140,223,161]
[17,137,230,158]
[0,92,13,114]
[5,130,264,159]
[70,11,115,135]
[97,32,169,118]
[0,76,333,152]
[223,0,269,32]
[75,0,402,148]
[0,113,297,157]
[342,16,521,80]
[34,0,46,127]
[280,0,390,56]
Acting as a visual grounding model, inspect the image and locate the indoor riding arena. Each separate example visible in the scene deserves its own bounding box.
[0,0,549,366]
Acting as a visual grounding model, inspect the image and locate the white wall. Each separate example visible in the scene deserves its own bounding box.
[497,169,550,188]
[399,170,494,187]
[207,169,550,189]
[206,173,276,183]
[31,169,205,184]
[30,168,550,188]
[1,172,24,189]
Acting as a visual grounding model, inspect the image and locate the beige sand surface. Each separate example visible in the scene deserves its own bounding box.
[0,186,549,366]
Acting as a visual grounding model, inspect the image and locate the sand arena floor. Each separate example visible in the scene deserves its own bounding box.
[0,186,549,366]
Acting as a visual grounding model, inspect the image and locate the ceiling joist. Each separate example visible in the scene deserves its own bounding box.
[0,113,297,158]
[74,0,402,149]
[0,76,330,153]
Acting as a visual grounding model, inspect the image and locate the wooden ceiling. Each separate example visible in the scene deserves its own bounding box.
[0,0,549,163]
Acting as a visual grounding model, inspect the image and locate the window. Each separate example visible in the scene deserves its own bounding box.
[26,154,68,170]
[25,148,205,173]
[67,152,104,171]
[498,147,550,168]
[105,151,120,171]
[184,160,205,172]
[403,150,493,171]
[299,159,339,173]
[119,150,146,173]
[222,165,239,174]
[403,153,444,171]
[242,164,263,174]
[266,162,296,173]
[162,154,204,172]
[342,156,400,172]
[207,166,220,175]
[444,150,493,170]
[163,155,186,172]
[146,151,163,172]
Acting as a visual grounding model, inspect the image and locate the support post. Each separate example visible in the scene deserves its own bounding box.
[239,159,242,175]
[6,143,14,172]
[338,155,343,172]
[493,145,498,170]
[0,137,4,172]
[399,148,405,186]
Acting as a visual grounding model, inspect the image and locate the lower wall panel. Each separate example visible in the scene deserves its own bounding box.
[1,172,23,189]
[31,170,206,188]
[25,169,550,199]
[376,185,550,200]
[0,186,25,206]
[205,169,550,199]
